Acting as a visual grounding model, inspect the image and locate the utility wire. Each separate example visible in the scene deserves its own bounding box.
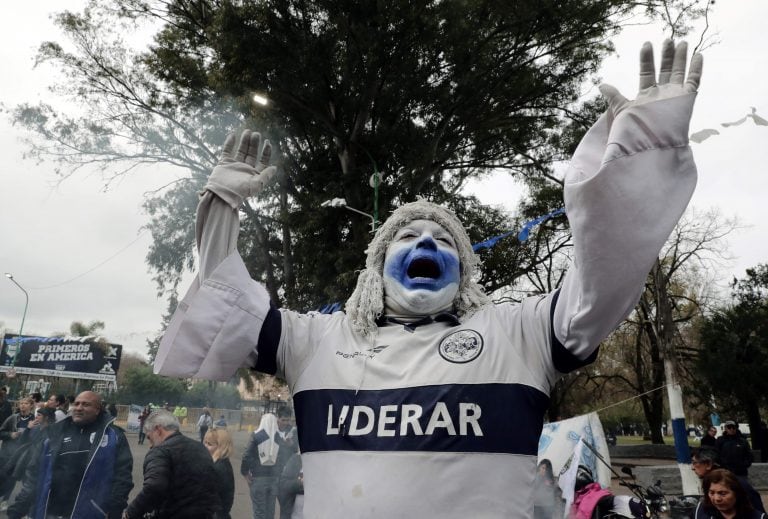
[591,384,670,414]
[27,230,148,290]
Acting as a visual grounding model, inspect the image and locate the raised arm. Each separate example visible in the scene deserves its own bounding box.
[154,131,279,380]
[553,40,703,361]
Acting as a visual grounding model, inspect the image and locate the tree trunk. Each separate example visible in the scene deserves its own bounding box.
[746,399,762,451]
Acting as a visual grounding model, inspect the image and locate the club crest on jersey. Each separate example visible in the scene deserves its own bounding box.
[438,329,483,363]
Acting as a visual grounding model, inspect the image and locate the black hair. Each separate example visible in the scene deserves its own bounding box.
[277,406,293,419]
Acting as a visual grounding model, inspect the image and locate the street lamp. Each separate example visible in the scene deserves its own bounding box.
[4,273,29,368]
[321,198,379,233]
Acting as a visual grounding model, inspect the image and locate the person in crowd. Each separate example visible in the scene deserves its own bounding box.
[277,451,304,519]
[0,397,36,511]
[7,391,134,519]
[204,428,235,519]
[173,404,185,422]
[198,407,213,442]
[759,422,768,463]
[716,421,753,477]
[29,392,43,413]
[153,40,704,517]
[123,410,220,519]
[702,426,718,448]
[138,405,151,445]
[46,394,67,422]
[274,407,299,515]
[534,459,564,519]
[695,469,766,519]
[0,387,13,425]
[215,414,228,428]
[4,407,57,517]
[242,413,281,519]
[692,448,765,513]
[108,402,119,417]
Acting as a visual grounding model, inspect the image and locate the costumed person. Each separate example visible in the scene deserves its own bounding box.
[242,413,280,519]
[154,40,703,518]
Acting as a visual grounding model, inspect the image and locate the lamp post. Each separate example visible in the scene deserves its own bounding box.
[321,198,379,233]
[4,273,28,368]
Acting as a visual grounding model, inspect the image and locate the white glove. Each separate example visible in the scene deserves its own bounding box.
[204,129,278,209]
[599,39,703,117]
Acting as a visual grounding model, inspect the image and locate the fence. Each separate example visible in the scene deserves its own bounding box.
[114,400,289,432]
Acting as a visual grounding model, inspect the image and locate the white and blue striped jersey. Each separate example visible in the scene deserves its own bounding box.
[155,93,699,518]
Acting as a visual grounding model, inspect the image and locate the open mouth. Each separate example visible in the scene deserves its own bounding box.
[407,257,441,279]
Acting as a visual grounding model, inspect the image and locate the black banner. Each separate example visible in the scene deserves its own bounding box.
[0,334,122,381]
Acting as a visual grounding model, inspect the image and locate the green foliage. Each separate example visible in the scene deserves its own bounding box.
[698,264,768,436]
[10,0,637,313]
[181,381,241,409]
[113,363,187,405]
[9,1,715,331]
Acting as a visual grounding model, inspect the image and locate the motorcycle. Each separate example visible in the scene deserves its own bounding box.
[572,464,652,519]
[618,466,669,518]
[576,440,669,518]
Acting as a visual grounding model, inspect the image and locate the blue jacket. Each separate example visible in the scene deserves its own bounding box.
[8,413,133,519]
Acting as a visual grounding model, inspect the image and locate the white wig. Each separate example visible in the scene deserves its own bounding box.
[345,200,489,337]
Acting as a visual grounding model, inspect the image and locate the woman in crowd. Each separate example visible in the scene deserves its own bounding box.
[695,469,766,519]
[204,428,235,519]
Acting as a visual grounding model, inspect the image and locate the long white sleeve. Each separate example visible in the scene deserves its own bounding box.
[553,93,698,359]
[154,192,271,380]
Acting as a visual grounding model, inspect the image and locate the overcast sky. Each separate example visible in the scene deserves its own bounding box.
[1,2,767,359]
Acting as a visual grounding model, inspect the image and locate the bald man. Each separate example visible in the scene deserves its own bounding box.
[8,391,134,519]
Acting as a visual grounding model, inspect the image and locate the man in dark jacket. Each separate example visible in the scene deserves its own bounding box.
[7,391,134,519]
[716,421,754,477]
[124,409,220,519]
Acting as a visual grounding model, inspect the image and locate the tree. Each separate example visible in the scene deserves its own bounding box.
[182,381,240,409]
[594,209,737,443]
[51,320,106,338]
[698,264,768,448]
[11,1,699,310]
[113,362,187,405]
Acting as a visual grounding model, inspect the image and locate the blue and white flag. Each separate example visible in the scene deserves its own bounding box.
[538,412,611,489]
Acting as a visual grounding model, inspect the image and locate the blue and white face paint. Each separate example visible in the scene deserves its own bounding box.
[383,219,461,316]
